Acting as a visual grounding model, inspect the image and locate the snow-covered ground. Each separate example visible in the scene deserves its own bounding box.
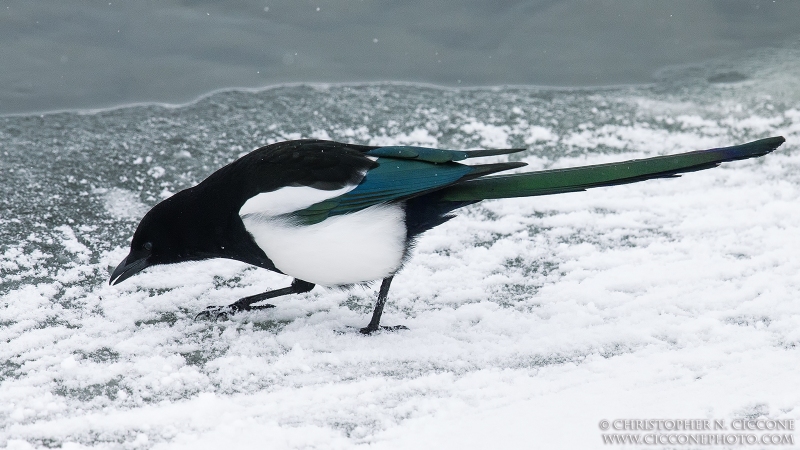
[2,48,800,449]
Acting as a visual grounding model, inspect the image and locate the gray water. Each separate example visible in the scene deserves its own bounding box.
[2,0,800,115]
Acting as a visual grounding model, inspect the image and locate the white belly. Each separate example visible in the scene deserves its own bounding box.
[241,203,407,286]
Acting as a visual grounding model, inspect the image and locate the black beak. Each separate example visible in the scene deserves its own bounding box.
[109,254,150,285]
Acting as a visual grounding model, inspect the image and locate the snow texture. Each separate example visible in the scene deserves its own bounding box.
[2,47,800,449]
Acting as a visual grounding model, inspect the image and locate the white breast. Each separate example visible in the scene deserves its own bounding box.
[241,201,407,286]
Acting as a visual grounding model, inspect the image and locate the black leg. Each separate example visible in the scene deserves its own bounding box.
[195,279,314,320]
[360,276,408,334]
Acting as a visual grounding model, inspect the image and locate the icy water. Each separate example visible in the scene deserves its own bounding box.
[2,48,800,449]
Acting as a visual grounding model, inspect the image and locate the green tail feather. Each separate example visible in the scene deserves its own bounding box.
[440,136,785,202]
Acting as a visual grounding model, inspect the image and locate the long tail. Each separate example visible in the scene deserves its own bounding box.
[439,136,785,202]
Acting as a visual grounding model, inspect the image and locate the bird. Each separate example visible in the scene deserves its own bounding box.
[109,136,785,334]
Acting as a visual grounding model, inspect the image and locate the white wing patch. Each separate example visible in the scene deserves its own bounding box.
[240,184,356,217]
[241,204,407,286]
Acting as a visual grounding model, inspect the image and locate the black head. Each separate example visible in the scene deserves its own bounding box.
[109,191,207,285]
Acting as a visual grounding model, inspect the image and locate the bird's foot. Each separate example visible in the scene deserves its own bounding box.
[358,324,409,335]
[194,303,275,321]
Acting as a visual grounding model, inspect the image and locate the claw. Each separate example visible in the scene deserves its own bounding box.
[358,324,409,335]
[194,306,216,321]
[193,305,234,321]
[194,303,276,321]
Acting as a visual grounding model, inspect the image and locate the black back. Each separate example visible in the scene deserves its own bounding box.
[130,140,380,270]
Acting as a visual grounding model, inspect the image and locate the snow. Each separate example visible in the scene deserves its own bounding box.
[99,188,149,221]
[2,69,800,448]
[461,121,510,148]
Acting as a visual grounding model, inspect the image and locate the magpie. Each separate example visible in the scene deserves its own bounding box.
[110,136,785,333]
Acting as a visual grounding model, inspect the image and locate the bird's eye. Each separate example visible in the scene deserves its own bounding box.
[143,242,153,251]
